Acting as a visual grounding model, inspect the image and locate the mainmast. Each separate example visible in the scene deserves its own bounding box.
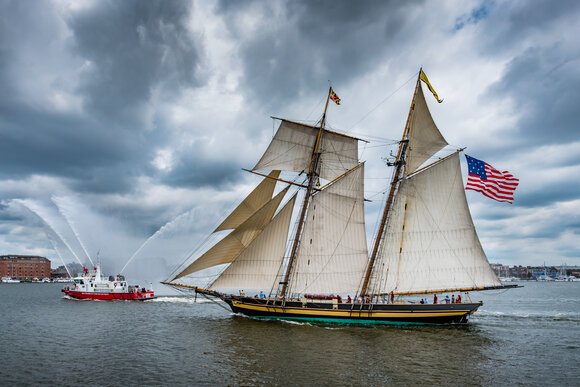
[279,87,333,299]
[359,71,422,297]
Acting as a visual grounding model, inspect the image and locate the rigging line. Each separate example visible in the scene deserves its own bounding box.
[370,175,408,297]
[165,231,222,281]
[198,291,231,312]
[168,171,289,281]
[360,140,368,160]
[345,71,419,133]
[305,94,327,121]
[277,191,305,297]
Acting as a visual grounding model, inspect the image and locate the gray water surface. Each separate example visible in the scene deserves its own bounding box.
[0,282,578,386]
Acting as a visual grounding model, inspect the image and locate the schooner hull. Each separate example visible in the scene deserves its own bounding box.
[224,297,481,324]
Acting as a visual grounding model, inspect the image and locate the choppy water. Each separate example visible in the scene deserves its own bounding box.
[0,282,578,386]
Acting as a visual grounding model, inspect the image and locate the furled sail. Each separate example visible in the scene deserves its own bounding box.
[253,119,359,182]
[405,84,448,174]
[289,163,368,294]
[370,153,501,295]
[215,170,280,232]
[210,194,297,291]
[173,186,289,280]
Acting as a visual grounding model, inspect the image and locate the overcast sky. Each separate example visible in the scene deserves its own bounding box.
[1,0,579,279]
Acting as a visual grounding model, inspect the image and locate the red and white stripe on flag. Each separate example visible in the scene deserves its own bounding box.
[465,155,519,203]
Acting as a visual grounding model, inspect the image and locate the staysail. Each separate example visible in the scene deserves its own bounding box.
[370,151,502,295]
[288,163,368,295]
[210,194,296,291]
[172,186,289,280]
[215,170,280,231]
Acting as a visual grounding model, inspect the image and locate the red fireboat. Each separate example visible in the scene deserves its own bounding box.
[62,265,155,301]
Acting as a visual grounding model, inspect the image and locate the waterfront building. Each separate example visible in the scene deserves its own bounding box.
[0,255,51,280]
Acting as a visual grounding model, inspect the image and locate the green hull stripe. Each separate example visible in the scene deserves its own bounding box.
[249,315,441,326]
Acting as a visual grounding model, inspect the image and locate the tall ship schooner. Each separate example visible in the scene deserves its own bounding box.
[164,70,517,324]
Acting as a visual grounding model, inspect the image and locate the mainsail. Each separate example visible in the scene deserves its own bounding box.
[289,163,368,295]
[369,153,502,295]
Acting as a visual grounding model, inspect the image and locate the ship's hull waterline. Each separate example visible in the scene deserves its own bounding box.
[223,296,481,324]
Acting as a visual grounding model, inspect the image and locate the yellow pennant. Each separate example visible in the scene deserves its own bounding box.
[420,70,443,103]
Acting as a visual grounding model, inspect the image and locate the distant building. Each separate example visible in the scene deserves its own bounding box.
[491,263,510,278]
[0,255,51,280]
[491,263,530,279]
[511,265,529,279]
[51,265,69,279]
[51,262,83,279]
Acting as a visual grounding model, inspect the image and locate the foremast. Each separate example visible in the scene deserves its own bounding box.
[279,87,333,299]
[359,71,422,297]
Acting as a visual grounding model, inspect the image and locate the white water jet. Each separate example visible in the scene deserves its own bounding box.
[14,199,85,267]
[52,196,94,267]
[120,209,196,274]
[44,232,72,277]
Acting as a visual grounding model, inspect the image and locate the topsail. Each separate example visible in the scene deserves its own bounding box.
[253,119,360,182]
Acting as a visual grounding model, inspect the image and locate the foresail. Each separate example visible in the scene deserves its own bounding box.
[405,84,448,174]
[289,163,368,295]
[371,153,501,295]
[215,170,280,232]
[253,119,359,182]
[210,194,296,291]
[173,187,289,280]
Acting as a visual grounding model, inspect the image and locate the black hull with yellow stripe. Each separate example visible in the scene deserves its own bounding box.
[222,296,481,325]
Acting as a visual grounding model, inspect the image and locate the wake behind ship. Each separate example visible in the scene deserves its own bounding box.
[164,69,518,324]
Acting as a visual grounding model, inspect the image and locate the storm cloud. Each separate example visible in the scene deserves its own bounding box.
[0,0,578,272]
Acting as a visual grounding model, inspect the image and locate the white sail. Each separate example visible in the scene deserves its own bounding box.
[210,194,297,291]
[253,119,359,182]
[289,163,368,295]
[371,153,501,295]
[215,170,280,232]
[173,187,289,280]
[405,84,448,174]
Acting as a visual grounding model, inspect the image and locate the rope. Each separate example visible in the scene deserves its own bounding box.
[197,291,231,313]
[345,71,419,133]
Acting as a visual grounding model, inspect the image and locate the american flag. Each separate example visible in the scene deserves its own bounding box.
[465,154,519,203]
